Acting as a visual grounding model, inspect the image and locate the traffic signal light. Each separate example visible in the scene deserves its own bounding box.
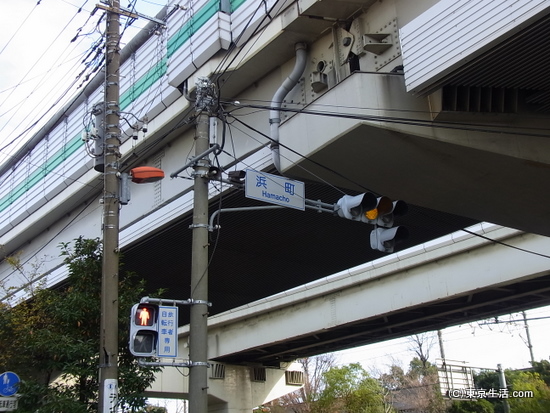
[336,193,409,253]
[336,193,378,221]
[129,303,158,357]
[366,199,408,227]
[370,226,409,253]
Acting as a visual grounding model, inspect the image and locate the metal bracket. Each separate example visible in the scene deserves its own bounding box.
[189,299,212,307]
[138,359,210,368]
[170,144,220,178]
[190,361,211,367]
[189,223,210,230]
[140,296,212,307]
[208,200,337,232]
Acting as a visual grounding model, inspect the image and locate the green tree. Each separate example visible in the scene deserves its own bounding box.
[0,237,161,412]
[508,371,550,413]
[380,358,445,413]
[474,367,550,413]
[531,360,550,387]
[272,354,337,412]
[314,363,387,413]
[447,399,494,413]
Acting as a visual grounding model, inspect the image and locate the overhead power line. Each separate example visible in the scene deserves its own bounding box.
[227,101,550,139]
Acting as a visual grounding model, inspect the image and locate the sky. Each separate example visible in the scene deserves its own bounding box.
[1,1,550,412]
[335,306,550,374]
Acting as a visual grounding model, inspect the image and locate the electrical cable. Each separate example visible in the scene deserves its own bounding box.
[0,4,105,156]
[460,227,550,259]
[231,96,550,128]
[0,1,92,118]
[0,1,42,58]
[223,121,346,197]
[211,0,281,84]
[227,114,378,194]
[227,101,550,139]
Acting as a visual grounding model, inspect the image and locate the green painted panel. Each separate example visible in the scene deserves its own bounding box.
[167,0,221,58]
[0,136,84,213]
[120,58,168,110]
[231,0,248,12]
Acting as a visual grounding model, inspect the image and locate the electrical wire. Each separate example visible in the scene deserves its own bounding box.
[227,100,550,139]
[231,96,550,128]
[0,3,105,157]
[0,1,93,122]
[0,1,42,58]
[227,114,380,195]
[211,0,283,87]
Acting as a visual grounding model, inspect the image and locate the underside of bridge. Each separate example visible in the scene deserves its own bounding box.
[121,179,473,319]
[121,176,550,365]
[120,5,550,365]
[214,272,550,365]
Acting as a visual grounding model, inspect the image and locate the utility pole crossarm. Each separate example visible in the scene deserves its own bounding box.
[95,3,167,26]
[95,3,139,19]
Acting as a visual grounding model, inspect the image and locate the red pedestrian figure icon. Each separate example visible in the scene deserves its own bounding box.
[139,308,150,326]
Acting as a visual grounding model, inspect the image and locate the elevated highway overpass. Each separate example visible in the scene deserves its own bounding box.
[1,0,550,410]
[198,225,550,365]
[146,223,550,403]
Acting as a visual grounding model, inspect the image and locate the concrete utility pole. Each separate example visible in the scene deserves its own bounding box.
[497,364,511,413]
[188,78,216,413]
[437,329,446,360]
[522,311,535,365]
[99,0,122,411]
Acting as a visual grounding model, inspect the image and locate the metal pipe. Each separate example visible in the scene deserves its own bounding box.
[269,43,307,172]
[209,201,336,231]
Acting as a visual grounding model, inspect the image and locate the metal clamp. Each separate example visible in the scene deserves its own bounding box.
[190,361,211,368]
[189,299,212,307]
[137,359,211,368]
[189,223,210,230]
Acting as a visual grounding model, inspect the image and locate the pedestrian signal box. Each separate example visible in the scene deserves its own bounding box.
[130,303,158,356]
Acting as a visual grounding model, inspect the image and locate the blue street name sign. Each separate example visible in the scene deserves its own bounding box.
[245,170,305,211]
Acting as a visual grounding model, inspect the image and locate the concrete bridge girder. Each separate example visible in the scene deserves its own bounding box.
[170,225,550,364]
[278,72,550,236]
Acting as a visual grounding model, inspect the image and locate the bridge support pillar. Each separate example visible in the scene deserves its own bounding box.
[146,362,303,412]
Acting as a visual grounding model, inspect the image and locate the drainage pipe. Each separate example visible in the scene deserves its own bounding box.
[269,42,307,173]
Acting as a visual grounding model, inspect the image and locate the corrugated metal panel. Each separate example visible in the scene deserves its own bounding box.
[400,0,550,95]
[440,11,550,112]
[120,34,168,113]
[168,11,231,88]
[167,0,232,88]
[119,32,182,122]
